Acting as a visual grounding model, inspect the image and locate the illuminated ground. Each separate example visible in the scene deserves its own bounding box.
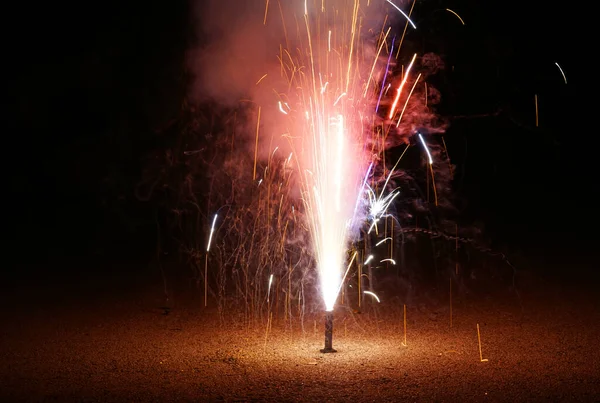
[2,267,599,402]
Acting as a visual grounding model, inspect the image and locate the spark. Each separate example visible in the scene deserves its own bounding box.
[368,219,379,234]
[183,149,204,155]
[253,106,261,180]
[380,258,396,265]
[375,36,395,112]
[376,237,392,246]
[352,162,373,227]
[363,290,381,303]
[278,101,288,114]
[394,0,416,59]
[285,152,293,167]
[267,274,274,302]
[396,72,421,125]
[386,0,417,29]
[256,74,268,85]
[445,8,465,25]
[364,27,392,98]
[555,62,567,84]
[336,251,358,301]
[364,255,374,265]
[207,214,218,252]
[418,132,433,164]
[389,53,417,119]
[344,0,360,93]
[263,0,270,25]
[334,93,347,106]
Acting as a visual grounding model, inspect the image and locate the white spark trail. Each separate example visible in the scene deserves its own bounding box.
[363,290,381,303]
[555,62,567,84]
[386,0,417,29]
[207,214,218,252]
[418,133,433,164]
[376,237,392,246]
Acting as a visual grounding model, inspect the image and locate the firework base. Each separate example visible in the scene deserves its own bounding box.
[320,311,337,353]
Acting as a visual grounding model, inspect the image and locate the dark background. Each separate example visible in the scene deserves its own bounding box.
[4,1,592,287]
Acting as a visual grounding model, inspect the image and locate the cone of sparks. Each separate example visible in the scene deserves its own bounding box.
[268,0,419,352]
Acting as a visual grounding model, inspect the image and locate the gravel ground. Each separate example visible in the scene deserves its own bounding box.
[2,270,599,402]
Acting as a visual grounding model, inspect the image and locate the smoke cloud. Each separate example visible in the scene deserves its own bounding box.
[186,0,449,202]
[186,0,409,159]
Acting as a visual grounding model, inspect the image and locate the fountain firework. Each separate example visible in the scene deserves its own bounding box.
[269,0,420,351]
[180,0,451,345]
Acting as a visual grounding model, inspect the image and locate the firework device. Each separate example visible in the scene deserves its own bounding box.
[320,311,337,353]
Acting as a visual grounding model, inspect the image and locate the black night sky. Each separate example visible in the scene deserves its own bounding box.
[5,1,592,283]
